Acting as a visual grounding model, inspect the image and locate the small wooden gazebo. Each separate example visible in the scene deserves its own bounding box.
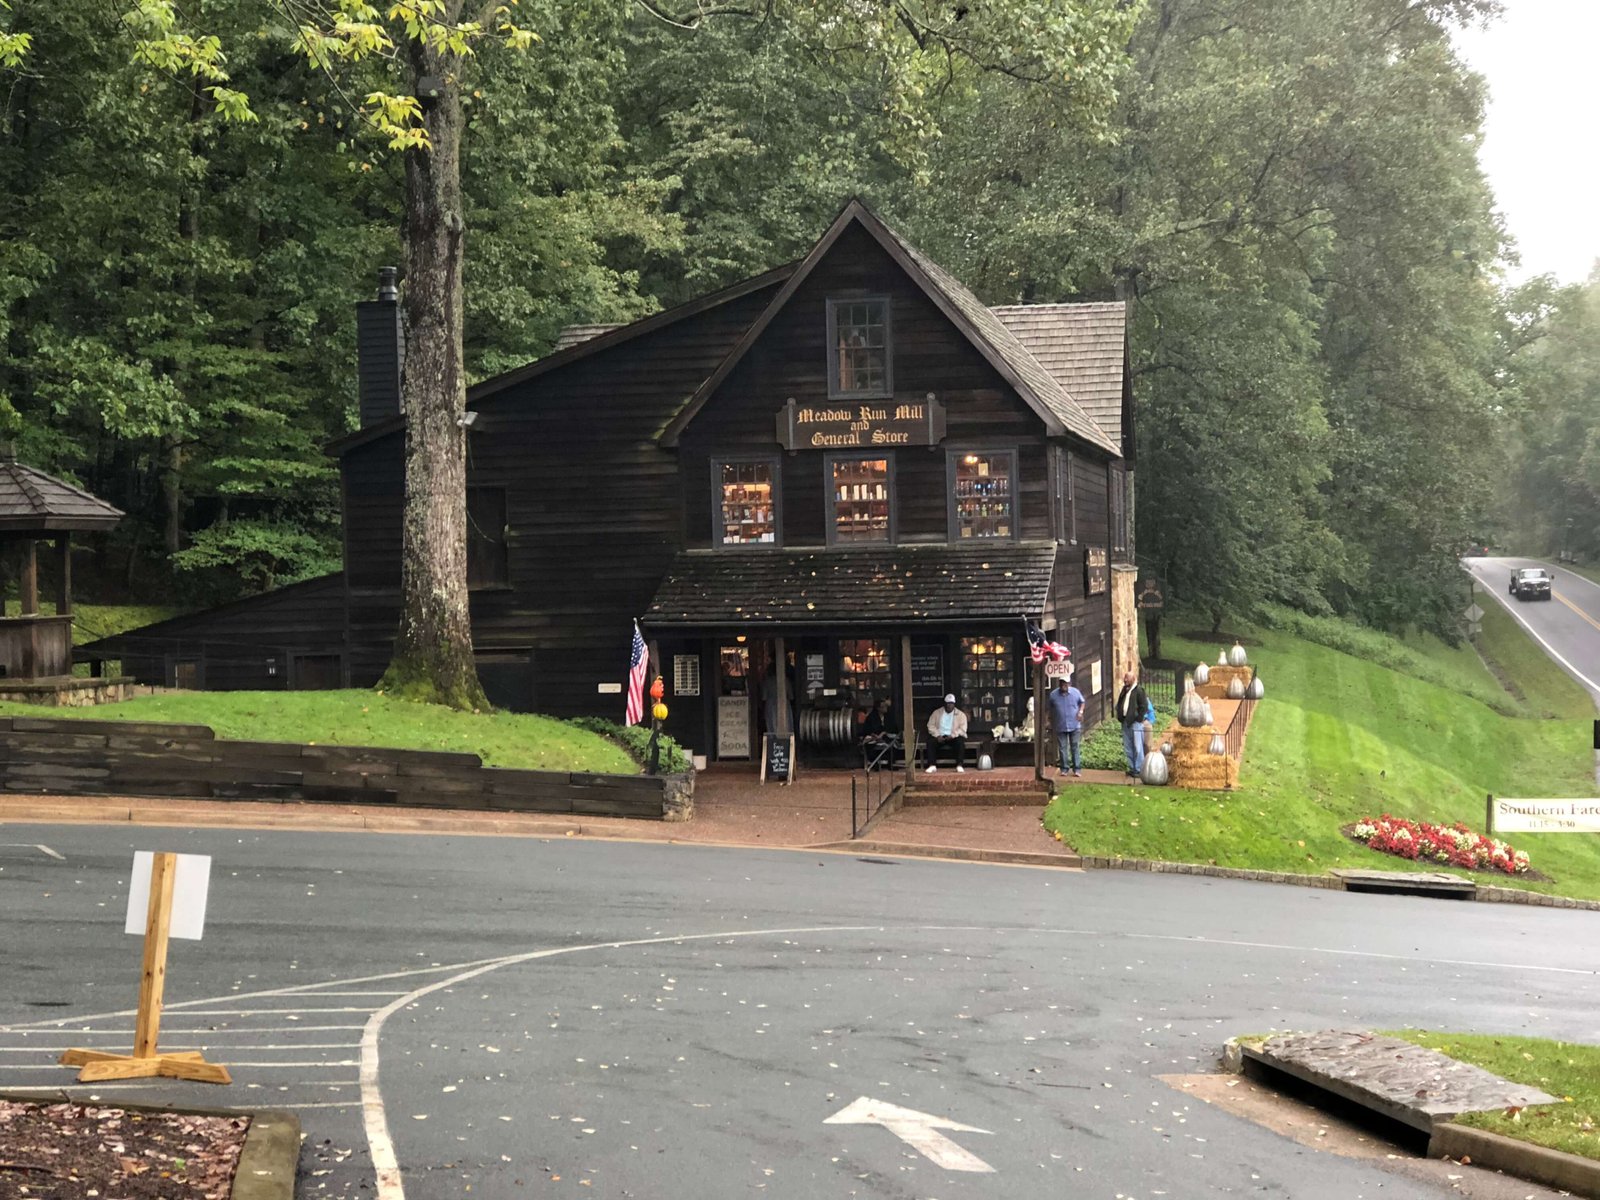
[0,451,123,682]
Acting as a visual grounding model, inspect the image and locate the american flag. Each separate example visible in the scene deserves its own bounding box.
[625,622,649,726]
[1027,624,1072,665]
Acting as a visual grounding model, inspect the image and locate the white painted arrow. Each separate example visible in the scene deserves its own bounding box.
[824,1096,995,1172]
[0,844,63,860]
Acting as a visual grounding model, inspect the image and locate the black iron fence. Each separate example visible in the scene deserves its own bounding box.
[1141,666,1180,711]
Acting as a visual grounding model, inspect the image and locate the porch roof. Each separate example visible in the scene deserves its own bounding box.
[645,543,1055,629]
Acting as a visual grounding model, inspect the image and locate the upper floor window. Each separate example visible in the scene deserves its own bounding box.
[827,297,891,398]
[1109,463,1128,557]
[716,459,779,546]
[829,454,891,544]
[467,486,510,588]
[950,451,1016,540]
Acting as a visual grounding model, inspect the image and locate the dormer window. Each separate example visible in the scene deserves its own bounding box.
[827,297,891,398]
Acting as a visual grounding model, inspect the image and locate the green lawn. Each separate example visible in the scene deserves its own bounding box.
[1044,613,1600,899]
[1564,563,1600,587]
[0,690,639,774]
[1386,1031,1600,1161]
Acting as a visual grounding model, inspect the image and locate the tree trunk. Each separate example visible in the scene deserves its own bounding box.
[377,38,487,711]
[162,435,183,555]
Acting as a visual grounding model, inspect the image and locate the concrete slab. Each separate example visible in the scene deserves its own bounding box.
[1237,1030,1559,1133]
[1331,868,1477,899]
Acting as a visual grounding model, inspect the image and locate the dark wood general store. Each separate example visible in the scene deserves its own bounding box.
[86,200,1139,768]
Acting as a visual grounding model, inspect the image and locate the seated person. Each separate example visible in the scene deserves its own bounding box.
[860,698,899,769]
[924,694,970,773]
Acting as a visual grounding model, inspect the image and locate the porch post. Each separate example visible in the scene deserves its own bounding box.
[19,538,38,615]
[1033,657,1046,781]
[56,536,72,615]
[900,634,914,775]
[773,635,790,736]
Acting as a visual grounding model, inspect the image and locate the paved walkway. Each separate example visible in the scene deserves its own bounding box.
[0,760,1090,867]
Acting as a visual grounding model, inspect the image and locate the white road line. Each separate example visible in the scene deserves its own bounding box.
[0,1026,369,1036]
[0,843,63,860]
[0,1043,358,1052]
[272,992,408,998]
[223,1061,361,1068]
[357,925,878,1200]
[164,1008,382,1016]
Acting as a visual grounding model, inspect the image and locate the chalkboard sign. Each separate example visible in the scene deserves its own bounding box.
[911,647,944,696]
[761,733,795,784]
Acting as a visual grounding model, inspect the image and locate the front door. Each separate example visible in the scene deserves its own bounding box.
[716,642,752,759]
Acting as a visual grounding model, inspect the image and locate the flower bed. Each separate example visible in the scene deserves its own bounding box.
[1350,814,1531,875]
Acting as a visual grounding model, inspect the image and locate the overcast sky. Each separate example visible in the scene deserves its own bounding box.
[1451,1,1600,284]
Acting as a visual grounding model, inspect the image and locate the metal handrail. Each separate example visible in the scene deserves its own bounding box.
[1222,670,1257,759]
[851,735,903,838]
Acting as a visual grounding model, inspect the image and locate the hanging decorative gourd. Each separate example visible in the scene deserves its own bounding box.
[1179,688,1208,727]
[652,701,669,721]
[1246,675,1264,700]
[1228,642,1248,667]
[1208,732,1226,755]
[1194,662,1210,686]
[1140,749,1169,785]
[1226,676,1246,700]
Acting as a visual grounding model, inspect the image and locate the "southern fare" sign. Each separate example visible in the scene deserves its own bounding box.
[776,397,946,450]
[1491,797,1600,834]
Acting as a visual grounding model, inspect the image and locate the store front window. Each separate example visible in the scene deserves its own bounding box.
[951,451,1015,540]
[839,638,891,707]
[960,636,1015,730]
[717,459,778,545]
[830,456,890,543]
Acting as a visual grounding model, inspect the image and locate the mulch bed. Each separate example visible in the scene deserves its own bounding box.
[0,1099,248,1199]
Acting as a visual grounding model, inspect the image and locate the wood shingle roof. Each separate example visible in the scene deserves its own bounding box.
[990,302,1128,449]
[0,458,124,534]
[646,543,1057,628]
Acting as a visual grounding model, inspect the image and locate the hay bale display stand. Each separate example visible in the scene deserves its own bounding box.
[1157,644,1262,790]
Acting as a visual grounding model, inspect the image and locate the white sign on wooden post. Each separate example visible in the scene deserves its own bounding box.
[1492,798,1600,834]
[125,851,211,940]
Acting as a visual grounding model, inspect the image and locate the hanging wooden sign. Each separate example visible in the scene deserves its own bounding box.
[776,397,946,450]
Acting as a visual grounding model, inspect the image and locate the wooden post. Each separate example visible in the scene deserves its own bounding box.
[900,634,914,776]
[60,852,230,1084]
[134,852,177,1058]
[1033,658,1046,781]
[773,636,789,736]
[56,536,72,616]
[1485,794,1495,837]
[19,538,37,615]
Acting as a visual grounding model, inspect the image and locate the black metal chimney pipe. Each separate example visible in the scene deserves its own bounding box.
[356,267,405,427]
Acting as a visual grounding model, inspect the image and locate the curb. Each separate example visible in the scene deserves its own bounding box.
[1076,854,1600,910]
[814,839,1082,869]
[1429,1121,1600,1199]
[0,1091,299,1200]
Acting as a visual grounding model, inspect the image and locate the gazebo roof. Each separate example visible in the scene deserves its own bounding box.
[0,456,124,534]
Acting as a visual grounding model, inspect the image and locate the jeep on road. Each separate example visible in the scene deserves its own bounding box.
[1510,567,1553,600]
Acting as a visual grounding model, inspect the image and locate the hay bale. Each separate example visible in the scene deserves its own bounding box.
[1166,724,1237,790]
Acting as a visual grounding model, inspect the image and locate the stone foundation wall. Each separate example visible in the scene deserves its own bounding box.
[0,678,153,707]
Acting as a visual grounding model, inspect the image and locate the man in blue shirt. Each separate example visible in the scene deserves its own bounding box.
[1045,674,1086,777]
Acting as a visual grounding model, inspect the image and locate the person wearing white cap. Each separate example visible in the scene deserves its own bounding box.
[924,693,970,773]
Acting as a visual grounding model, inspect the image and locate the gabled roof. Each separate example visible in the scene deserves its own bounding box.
[0,458,124,534]
[660,199,1120,456]
[990,302,1128,448]
[552,323,622,351]
[328,262,796,456]
[645,543,1056,628]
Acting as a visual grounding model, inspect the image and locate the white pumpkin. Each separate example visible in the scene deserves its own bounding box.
[1202,702,1214,725]
[1246,675,1264,700]
[1226,676,1246,700]
[1161,740,1174,756]
[1208,733,1226,755]
[1140,749,1169,785]
[1194,662,1210,686]
[1217,649,1228,666]
[977,753,994,771]
[1179,689,1208,727]
[1228,642,1248,667]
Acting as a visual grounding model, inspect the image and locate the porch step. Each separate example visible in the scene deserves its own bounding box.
[904,776,1055,807]
[911,775,1046,792]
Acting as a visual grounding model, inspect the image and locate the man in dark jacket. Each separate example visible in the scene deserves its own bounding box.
[1114,671,1148,777]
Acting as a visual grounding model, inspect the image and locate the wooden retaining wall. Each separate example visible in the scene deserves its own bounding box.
[0,717,690,821]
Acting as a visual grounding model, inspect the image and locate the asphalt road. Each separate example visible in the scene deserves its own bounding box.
[1464,555,1600,705]
[2,827,1596,1199]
